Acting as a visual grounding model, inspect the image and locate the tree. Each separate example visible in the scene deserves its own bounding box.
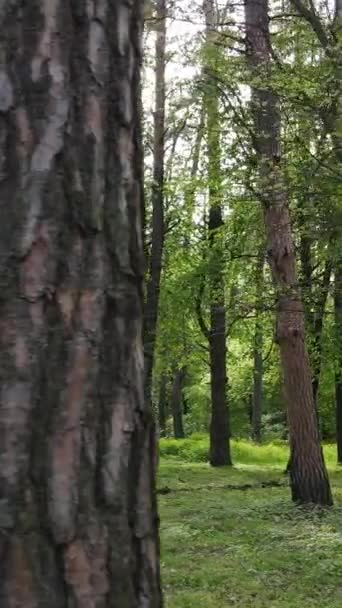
[335,261,342,462]
[0,2,162,604]
[171,368,185,439]
[144,0,167,407]
[244,0,333,505]
[158,373,168,435]
[251,249,264,443]
[202,0,232,466]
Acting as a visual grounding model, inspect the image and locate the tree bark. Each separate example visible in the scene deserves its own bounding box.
[251,252,264,443]
[0,2,162,605]
[144,0,166,407]
[335,262,342,463]
[204,0,232,467]
[245,0,332,505]
[171,369,185,439]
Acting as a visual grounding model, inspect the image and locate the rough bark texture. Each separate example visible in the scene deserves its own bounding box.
[245,0,332,505]
[0,2,162,606]
[144,0,166,407]
[335,262,342,463]
[204,0,231,467]
[251,252,264,443]
[171,369,185,440]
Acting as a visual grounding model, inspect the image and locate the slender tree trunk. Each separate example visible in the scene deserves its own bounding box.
[298,225,332,408]
[335,262,342,463]
[158,374,168,436]
[0,2,162,605]
[204,0,232,467]
[245,0,332,505]
[144,0,166,406]
[311,261,332,405]
[251,252,264,442]
[183,109,204,247]
[171,369,185,439]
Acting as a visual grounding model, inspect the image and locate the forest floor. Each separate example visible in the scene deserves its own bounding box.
[158,440,342,607]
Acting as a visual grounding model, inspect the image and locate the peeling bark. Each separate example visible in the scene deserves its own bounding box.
[0,2,162,606]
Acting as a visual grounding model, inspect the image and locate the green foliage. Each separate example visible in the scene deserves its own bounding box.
[159,435,339,468]
[160,435,288,467]
[144,0,342,443]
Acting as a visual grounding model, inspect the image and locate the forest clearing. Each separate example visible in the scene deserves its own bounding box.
[159,439,342,608]
[0,0,341,605]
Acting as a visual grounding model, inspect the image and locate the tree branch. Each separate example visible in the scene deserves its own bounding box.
[289,0,330,49]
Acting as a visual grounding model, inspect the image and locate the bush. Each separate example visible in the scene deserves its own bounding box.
[159,436,209,462]
[159,435,289,467]
[159,435,338,469]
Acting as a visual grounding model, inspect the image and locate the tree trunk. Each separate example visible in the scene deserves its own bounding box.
[0,2,162,605]
[158,374,168,436]
[183,109,204,248]
[144,0,166,407]
[251,252,264,443]
[335,262,342,463]
[245,0,332,505]
[311,261,332,406]
[298,224,332,410]
[171,369,185,439]
[204,0,232,467]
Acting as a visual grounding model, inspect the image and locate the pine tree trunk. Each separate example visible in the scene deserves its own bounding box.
[251,253,264,443]
[171,369,185,439]
[204,0,232,467]
[335,262,342,463]
[0,2,162,605]
[245,0,332,505]
[144,0,166,407]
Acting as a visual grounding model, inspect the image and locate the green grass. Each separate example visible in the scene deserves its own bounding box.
[159,438,342,607]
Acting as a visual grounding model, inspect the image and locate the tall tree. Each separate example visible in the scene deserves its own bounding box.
[289,0,342,460]
[0,2,162,604]
[158,373,168,435]
[144,0,167,406]
[251,249,264,442]
[171,368,185,439]
[335,261,342,462]
[245,0,332,504]
[203,0,232,466]
[297,190,333,410]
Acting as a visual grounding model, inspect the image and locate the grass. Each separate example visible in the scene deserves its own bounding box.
[158,437,342,607]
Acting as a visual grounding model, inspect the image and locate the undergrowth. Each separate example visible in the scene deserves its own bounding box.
[159,434,338,469]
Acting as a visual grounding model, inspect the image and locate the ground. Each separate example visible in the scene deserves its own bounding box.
[158,439,342,607]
